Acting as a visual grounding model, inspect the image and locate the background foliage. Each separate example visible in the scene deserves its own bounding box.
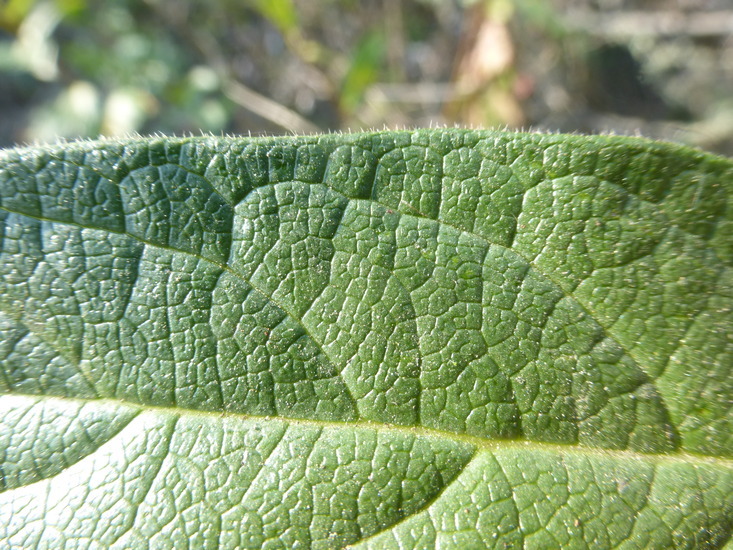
[1,0,732,156]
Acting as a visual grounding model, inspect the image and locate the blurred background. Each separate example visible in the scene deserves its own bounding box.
[1,0,732,156]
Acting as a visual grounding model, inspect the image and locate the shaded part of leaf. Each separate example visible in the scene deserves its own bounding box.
[0,151,126,233]
[303,199,421,425]
[230,182,349,318]
[356,448,733,550]
[393,212,520,440]
[0,395,137,492]
[0,410,176,548]
[0,214,358,424]
[0,312,97,399]
[190,140,256,205]
[212,270,358,421]
[0,143,234,265]
[658,268,733,458]
[324,143,379,200]
[118,161,233,264]
[189,138,333,205]
[480,244,676,452]
[83,240,356,421]
[0,214,143,394]
[0,213,84,365]
[108,246,226,409]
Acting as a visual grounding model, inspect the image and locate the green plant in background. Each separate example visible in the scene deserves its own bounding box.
[1,129,732,548]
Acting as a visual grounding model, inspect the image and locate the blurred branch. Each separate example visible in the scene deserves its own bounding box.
[142,1,322,134]
[192,28,321,134]
[565,10,733,38]
[222,80,320,134]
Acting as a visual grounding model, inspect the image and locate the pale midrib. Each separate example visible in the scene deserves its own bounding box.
[6,391,733,470]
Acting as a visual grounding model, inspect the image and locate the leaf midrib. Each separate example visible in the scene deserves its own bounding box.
[7,392,733,469]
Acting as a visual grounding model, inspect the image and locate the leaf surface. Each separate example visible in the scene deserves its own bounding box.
[1,129,732,548]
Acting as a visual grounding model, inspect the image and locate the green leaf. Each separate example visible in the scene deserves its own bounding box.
[1,129,732,548]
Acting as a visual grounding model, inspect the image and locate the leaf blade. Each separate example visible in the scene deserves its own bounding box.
[1,129,732,548]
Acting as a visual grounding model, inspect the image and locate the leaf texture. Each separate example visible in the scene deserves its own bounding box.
[0,129,732,549]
